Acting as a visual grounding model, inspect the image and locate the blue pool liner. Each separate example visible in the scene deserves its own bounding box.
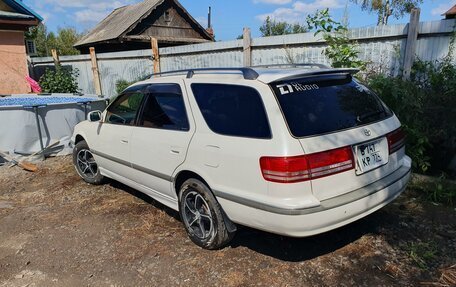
[0,96,97,107]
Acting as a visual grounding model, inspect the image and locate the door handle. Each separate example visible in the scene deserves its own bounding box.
[170,146,183,155]
[121,139,129,144]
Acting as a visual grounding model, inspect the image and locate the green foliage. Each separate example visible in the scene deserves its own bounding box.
[404,241,437,269]
[39,67,79,93]
[26,24,83,57]
[409,174,456,206]
[115,79,134,95]
[260,16,308,37]
[306,9,365,68]
[367,59,456,174]
[351,0,423,25]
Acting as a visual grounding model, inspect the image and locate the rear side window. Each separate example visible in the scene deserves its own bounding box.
[191,84,271,139]
[138,84,189,131]
[271,74,393,137]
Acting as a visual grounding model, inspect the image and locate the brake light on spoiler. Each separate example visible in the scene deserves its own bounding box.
[260,147,355,183]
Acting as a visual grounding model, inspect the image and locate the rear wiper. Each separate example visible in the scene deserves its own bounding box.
[356,110,385,123]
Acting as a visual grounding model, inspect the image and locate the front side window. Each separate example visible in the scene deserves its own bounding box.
[191,84,271,139]
[105,92,145,125]
[138,84,189,131]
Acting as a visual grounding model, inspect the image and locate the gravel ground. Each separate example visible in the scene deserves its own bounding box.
[0,156,455,287]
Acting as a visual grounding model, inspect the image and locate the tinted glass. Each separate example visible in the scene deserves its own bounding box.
[191,84,271,139]
[138,84,189,131]
[106,92,144,125]
[271,74,393,137]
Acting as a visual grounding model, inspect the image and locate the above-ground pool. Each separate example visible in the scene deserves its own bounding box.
[0,94,108,158]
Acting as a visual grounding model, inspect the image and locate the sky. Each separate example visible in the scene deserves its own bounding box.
[24,0,456,40]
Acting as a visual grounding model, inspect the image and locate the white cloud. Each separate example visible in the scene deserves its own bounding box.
[431,1,456,16]
[256,0,343,22]
[253,0,292,4]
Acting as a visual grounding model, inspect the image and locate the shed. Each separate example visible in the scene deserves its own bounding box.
[74,0,214,54]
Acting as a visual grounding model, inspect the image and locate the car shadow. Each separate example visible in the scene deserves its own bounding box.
[229,210,394,262]
[107,180,181,222]
[107,180,398,262]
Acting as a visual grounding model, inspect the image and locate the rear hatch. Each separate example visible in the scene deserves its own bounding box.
[270,73,406,201]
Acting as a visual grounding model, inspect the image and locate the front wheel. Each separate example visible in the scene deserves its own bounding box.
[73,140,104,185]
[178,179,235,249]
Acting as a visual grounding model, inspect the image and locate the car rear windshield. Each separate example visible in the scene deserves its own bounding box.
[271,74,393,137]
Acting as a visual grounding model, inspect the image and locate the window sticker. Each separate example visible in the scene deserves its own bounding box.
[276,83,320,95]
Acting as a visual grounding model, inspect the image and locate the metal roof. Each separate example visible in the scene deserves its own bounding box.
[2,0,43,21]
[75,0,212,48]
[443,5,456,16]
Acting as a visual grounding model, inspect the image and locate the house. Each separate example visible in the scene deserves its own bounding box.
[0,0,42,94]
[442,5,456,19]
[74,0,214,54]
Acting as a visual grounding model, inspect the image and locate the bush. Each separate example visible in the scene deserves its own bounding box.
[115,79,133,95]
[39,67,79,93]
[367,59,456,175]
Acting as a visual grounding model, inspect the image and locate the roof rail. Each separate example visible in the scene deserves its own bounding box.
[143,67,260,81]
[253,63,330,69]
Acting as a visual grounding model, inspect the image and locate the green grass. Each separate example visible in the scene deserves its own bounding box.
[408,174,456,206]
[405,241,438,269]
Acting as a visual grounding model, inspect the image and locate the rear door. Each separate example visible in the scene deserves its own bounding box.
[129,81,194,199]
[270,73,404,201]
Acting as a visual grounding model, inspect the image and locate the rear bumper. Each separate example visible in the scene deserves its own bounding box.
[216,156,411,237]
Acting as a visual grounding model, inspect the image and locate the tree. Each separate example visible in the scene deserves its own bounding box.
[307,9,364,68]
[26,24,83,57]
[351,0,422,25]
[260,16,308,37]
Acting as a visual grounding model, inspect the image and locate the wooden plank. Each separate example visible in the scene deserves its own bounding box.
[243,27,252,67]
[150,37,161,74]
[402,8,420,80]
[51,49,60,67]
[89,47,103,95]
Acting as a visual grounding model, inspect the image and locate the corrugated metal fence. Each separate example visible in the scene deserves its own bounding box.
[30,19,456,97]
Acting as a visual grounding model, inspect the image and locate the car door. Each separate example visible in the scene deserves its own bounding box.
[90,91,145,178]
[129,81,195,199]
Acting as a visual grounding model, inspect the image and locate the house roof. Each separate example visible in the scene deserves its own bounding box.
[2,0,43,21]
[0,10,34,20]
[75,0,212,48]
[442,5,456,16]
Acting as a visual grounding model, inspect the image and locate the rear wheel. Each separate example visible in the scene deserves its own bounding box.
[73,140,104,185]
[178,179,234,249]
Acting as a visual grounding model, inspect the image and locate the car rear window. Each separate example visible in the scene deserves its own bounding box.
[271,74,393,137]
[191,84,271,139]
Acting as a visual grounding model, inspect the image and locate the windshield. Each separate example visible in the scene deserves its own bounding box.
[271,74,393,137]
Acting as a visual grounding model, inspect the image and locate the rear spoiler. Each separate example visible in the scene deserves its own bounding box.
[271,68,360,83]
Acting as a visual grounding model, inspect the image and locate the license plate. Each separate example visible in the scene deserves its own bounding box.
[355,138,389,175]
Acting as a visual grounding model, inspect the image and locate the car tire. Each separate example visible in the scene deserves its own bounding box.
[73,140,104,185]
[178,179,235,249]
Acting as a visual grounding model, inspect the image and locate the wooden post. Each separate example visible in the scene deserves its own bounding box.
[51,49,60,67]
[402,8,420,80]
[150,37,160,75]
[243,27,252,67]
[89,47,103,96]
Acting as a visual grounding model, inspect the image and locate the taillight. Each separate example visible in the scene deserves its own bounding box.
[387,128,406,154]
[260,146,354,183]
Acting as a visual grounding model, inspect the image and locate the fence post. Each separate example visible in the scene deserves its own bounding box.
[150,37,160,74]
[402,8,420,80]
[51,49,60,67]
[243,27,252,67]
[89,47,103,95]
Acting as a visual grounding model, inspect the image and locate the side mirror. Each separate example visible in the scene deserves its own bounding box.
[88,110,102,122]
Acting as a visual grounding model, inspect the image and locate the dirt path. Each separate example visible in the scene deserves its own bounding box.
[0,157,455,286]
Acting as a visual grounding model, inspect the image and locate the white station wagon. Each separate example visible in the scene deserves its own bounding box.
[72,66,411,249]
